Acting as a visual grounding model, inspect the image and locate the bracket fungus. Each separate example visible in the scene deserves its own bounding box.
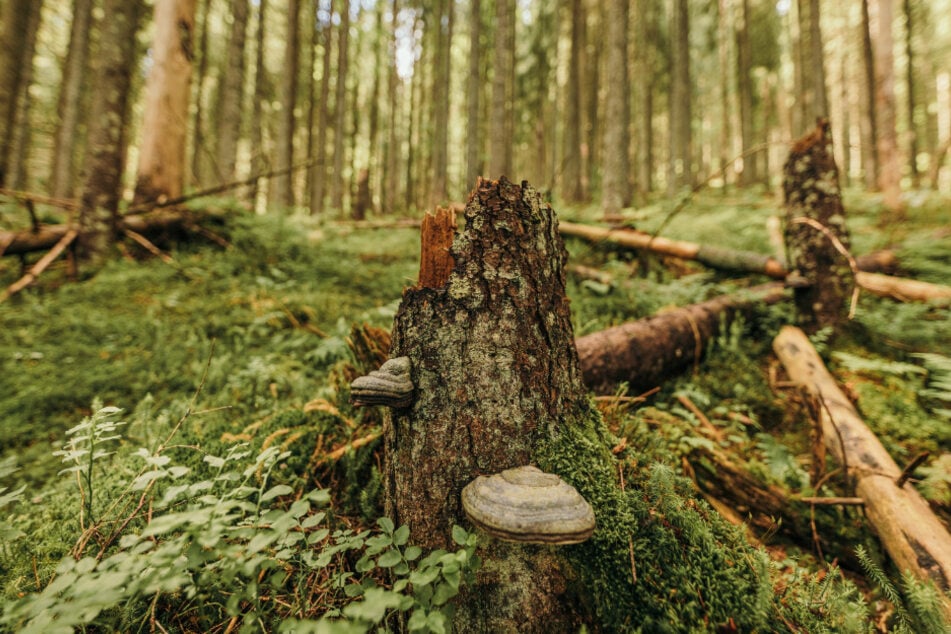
[350,356,414,408]
[461,466,595,545]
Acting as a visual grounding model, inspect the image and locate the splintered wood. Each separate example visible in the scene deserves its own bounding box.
[416,206,457,289]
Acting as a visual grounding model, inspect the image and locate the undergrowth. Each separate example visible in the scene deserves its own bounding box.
[2,191,950,631]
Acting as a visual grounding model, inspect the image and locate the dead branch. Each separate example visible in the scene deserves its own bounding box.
[1,228,79,303]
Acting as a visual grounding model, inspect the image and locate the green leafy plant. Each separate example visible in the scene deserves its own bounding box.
[855,544,947,633]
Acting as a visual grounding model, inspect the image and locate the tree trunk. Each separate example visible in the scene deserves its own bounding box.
[601,0,630,218]
[189,0,211,188]
[633,0,654,195]
[487,0,515,179]
[774,326,951,621]
[249,0,269,205]
[272,0,300,208]
[860,0,880,190]
[133,0,197,205]
[310,0,333,215]
[330,0,350,213]
[385,178,595,632]
[4,0,42,190]
[78,0,143,259]
[783,119,853,333]
[430,0,453,207]
[735,0,756,186]
[562,0,584,202]
[464,0,482,192]
[0,0,36,186]
[50,0,94,199]
[874,0,903,214]
[365,3,384,211]
[667,0,692,193]
[382,0,400,214]
[215,0,250,185]
[902,0,918,187]
[576,283,787,395]
[716,0,732,189]
[583,0,599,200]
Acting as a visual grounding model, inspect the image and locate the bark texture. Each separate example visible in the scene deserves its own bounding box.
[774,326,951,621]
[488,0,515,178]
[273,0,300,207]
[214,0,250,184]
[133,0,196,204]
[576,284,787,395]
[386,178,593,632]
[0,0,35,186]
[601,0,630,216]
[783,119,853,333]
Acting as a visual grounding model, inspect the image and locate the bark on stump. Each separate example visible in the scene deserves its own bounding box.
[783,119,854,332]
[385,177,594,633]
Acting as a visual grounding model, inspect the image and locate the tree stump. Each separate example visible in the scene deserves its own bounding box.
[385,177,594,632]
[783,118,854,333]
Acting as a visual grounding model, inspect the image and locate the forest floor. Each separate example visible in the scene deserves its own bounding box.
[0,188,949,631]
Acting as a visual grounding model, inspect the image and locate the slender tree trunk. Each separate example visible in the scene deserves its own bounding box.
[272,0,301,208]
[189,0,211,188]
[860,0,880,189]
[133,0,197,205]
[0,0,35,186]
[250,0,269,205]
[5,0,42,190]
[601,0,630,217]
[50,0,94,199]
[634,0,654,195]
[310,0,333,216]
[366,2,384,211]
[465,0,482,191]
[667,0,692,193]
[736,0,756,186]
[382,0,400,214]
[488,0,515,178]
[331,0,350,213]
[405,13,420,211]
[562,0,584,202]
[874,0,903,215]
[808,0,827,118]
[902,0,918,186]
[215,0,250,184]
[79,0,143,258]
[583,0,599,200]
[716,0,732,189]
[430,0,453,207]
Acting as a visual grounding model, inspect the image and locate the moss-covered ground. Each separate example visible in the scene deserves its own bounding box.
[0,189,949,631]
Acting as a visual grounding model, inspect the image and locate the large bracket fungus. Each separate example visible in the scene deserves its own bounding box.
[349,356,414,408]
[461,465,596,545]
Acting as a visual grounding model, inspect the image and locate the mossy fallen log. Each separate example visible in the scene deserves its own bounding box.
[575,283,788,395]
[774,325,951,620]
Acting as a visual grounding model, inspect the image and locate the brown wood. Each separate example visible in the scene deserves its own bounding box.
[1,229,79,302]
[783,119,854,332]
[386,177,593,632]
[774,325,951,617]
[576,283,788,395]
[855,271,951,303]
[416,206,456,289]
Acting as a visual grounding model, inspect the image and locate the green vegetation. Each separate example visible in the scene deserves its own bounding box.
[1,191,950,631]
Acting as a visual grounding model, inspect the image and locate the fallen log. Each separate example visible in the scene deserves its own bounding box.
[559,221,951,304]
[1,229,78,303]
[576,283,788,394]
[774,325,951,618]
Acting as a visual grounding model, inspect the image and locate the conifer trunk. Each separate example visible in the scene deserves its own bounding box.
[385,178,595,632]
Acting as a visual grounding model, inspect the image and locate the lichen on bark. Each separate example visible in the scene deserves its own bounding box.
[783,118,854,333]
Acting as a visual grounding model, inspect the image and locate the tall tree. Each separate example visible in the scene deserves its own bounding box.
[601,0,630,216]
[902,0,918,186]
[0,0,40,186]
[465,0,482,191]
[215,0,250,184]
[583,0,600,198]
[273,0,301,208]
[79,0,143,257]
[133,0,197,204]
[873,0,903,214]
[250,0,270,205]
[382,0,401,213]
[668,0,693,193]
[189,0,211,188]
[488,0,515,178]
[633,0,655,195]
[716,0,733,188]
[430,0,454,206]
[736,0,757,186]
[860,0,880,189]
[50,0,94,199]
[4,0,43,190]
[310,0,333,215]
[365,2,385,209]
[562,0,584,202]
[330,0,351,212]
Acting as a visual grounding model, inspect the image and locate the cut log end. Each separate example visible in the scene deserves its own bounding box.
[416,206,457,289]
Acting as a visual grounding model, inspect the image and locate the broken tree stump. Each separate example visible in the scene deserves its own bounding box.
[575,283,788,395]
[385,178,596,632]
[774,325,951,620]
[783,119,855,332]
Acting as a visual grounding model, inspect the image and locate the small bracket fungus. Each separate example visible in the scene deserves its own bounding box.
[461,465,595,545]
[350,356,414,408]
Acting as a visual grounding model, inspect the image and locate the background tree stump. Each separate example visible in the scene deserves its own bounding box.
[385,177,595,632]
[783,118,854,333]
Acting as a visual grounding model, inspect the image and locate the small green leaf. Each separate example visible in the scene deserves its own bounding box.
[261,484,294,502]
[404,545,422,561]
[393,524,410,546]
[407,609,429,632]
[301,512,326,529]
[426,610,448,634]
[307,528,331,544]
[432,582,458,606]
[409,567,440,587]
[377,549,403,568]
[451,525,468,546]
[377,517,395,534]
[355,555,375,573]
